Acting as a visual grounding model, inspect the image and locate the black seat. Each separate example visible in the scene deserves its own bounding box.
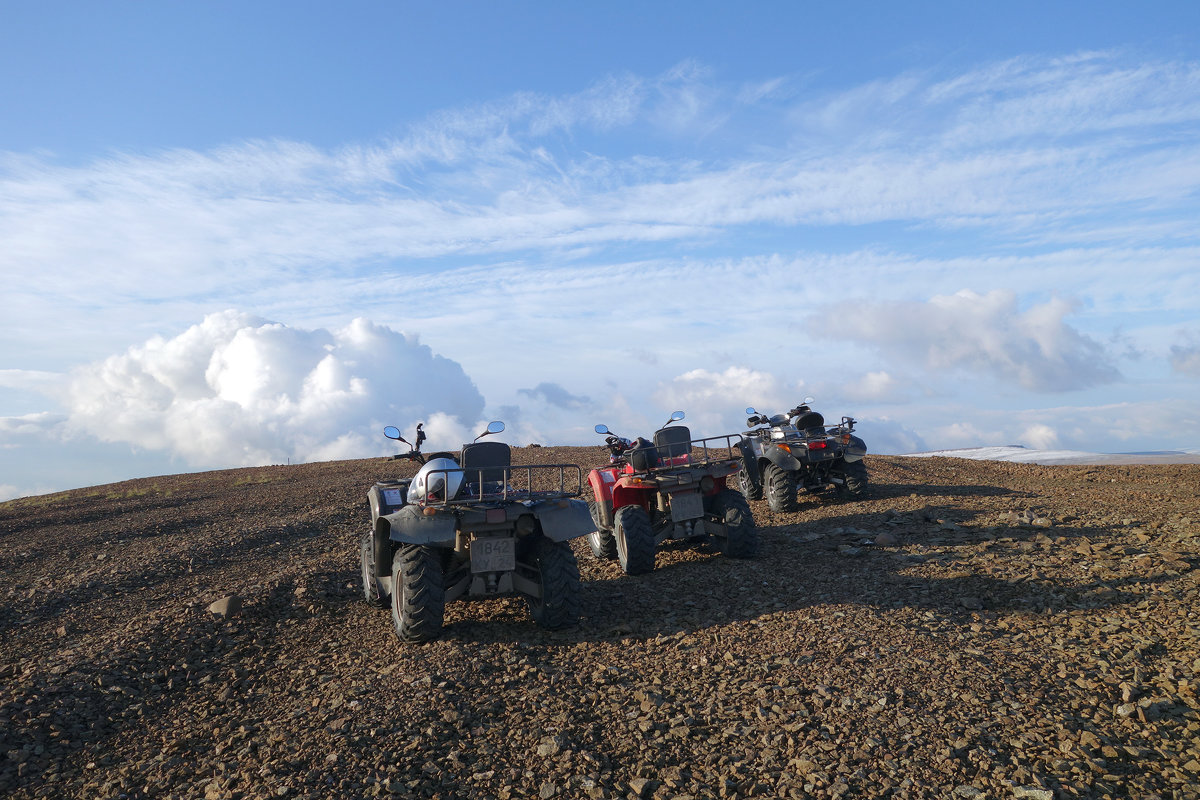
[792,411,825,436]
[459,441,511,484]
[653,425,692,462]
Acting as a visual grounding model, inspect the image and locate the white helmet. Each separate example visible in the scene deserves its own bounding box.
[408,457,463,503]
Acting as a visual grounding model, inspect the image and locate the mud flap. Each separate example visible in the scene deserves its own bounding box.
[384,504,457,547]
[535,499,595,542]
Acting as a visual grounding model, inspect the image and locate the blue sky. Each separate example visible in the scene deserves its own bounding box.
[2,1,1200,499]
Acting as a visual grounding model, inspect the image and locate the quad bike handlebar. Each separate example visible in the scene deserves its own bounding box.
[384,422,429,463]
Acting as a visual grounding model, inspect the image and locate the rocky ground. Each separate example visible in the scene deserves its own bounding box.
[1,449,1198,800]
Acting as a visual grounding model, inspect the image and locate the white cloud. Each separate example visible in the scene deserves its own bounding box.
[65,312,485,468]
[0,411,67,438]
[1019,423,1061,450]
[842,371,905,403]
[653,366,788,435]
[812,289,1120,392]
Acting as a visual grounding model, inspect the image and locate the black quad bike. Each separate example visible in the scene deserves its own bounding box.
[737,398,869,512]
[585,411,757,575]
[360,420,594,643]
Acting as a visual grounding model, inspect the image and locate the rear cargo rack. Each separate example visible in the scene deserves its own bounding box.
[419,464,585,507]
[649,434,744,472]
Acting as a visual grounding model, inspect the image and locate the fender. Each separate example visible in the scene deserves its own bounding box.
[587,469,618,528]
[368,481,410,523]
[610,475,653,512]
[764,443,802,472]
[383,504,457,547]
[587,468,618,506]
[533,498,595,542]
[737,439,761,484]
[843,435,867,463]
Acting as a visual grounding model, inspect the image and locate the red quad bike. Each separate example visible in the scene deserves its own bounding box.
[585,411,757,575]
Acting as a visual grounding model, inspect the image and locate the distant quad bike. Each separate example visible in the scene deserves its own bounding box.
[585,411,757,575]
[737,398,869,513]
[360,420,594,643]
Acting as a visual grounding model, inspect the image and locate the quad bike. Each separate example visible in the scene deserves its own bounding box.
[737,398,868,512]
[360,420,594,643]
[585,411,757,575]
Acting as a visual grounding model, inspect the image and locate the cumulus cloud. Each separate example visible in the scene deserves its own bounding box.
[65,311,485,468]
[653,366,788,434]
[1019,423,1062,450]
[811,289,1120,392]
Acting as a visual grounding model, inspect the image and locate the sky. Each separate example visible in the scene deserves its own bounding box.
[2,1,1200,500]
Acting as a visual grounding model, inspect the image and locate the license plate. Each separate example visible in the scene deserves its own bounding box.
[470,536,516,572]
[669,491,704,522]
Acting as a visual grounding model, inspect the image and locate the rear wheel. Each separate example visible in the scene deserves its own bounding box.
[614,505,656,575]
[586,498,617,559]
[737,464,763,501]
[842,459,869,497]
[525,537,581,629]
[359,531,389,608]
[391,545,445,643]
[764,463,799,513]
[710,489,757,558]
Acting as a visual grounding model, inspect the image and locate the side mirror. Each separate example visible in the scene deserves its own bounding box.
[745,407,757,415]
[670,410,685,421]
[802,396,815,405]
[473,420,505,443]
[594,424,611,435]
[383,426,403,440]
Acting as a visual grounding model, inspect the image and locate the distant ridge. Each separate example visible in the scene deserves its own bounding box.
[898,445,1200,466]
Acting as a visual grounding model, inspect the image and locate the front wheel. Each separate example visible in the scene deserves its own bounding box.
[359,531,389,608]
[586,498,617,560]
[614,505,656,575]
[763,463,799,513]
[737,464,763,501]
[710,489,758,558]
[525,537,581,629]
[391,545,445,643]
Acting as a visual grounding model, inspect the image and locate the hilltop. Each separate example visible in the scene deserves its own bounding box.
[1,449,1198,799]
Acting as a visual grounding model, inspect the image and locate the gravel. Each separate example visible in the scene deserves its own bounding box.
[1,450,1198,799]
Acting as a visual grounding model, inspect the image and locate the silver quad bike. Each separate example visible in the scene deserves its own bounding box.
[737,398,868,512]
[360,421,594,642]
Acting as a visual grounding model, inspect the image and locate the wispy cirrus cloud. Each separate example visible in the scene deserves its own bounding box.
[5,51,1199,314]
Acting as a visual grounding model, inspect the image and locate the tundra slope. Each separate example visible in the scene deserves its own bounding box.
[1,449,1198,800]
